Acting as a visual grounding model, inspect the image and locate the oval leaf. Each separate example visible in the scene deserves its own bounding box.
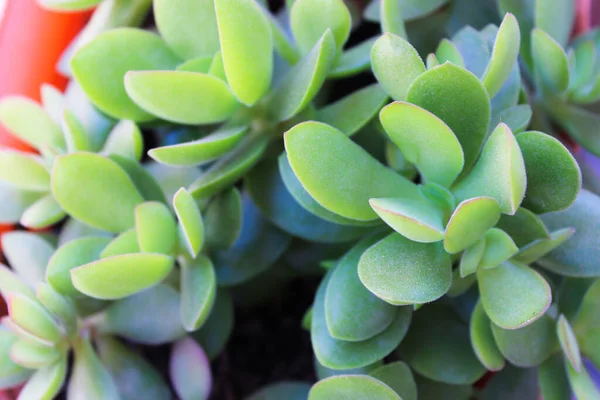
[444,197,500,254]
[173,188,205,258]
[309,375,401,400]
[180,255,216,331]
[291,0,351,55]
[0,151,50,192]
[531,28,569,93]
[170,338,212,400]
[482,13,520,97]
[17,357,67,400]
[470,301,505,371]
[479,228,518,269]
[135,201,177,255]
[67,338,120,400]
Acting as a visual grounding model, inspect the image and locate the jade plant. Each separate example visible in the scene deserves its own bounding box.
[0,0,599,399]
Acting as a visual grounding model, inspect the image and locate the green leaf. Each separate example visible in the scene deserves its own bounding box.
[97,284,185,345]
[17,357,67,400]
[247,382,311,400]
[71,253,174,300]
[538,354,571,400]
[52,153,144,233]
[567,362,600,400]
[213,196,290,286]
[38,0,102,10]
[314,358,383,380]
[470,301,505,371]
[496,207,549,247]
[370,362,417,400]
[516,131,581,213]
[514,228,575,265]
[180,255,216,331]
[444,197,500,254]
[46,237,112,298]
[478,364,539,400]
[491,104,532,134]
[0,151,50,192]
[109,155,167,204]
[149,126,247,167]
[0,183,42,224]
[173,188,204,258]
[531,29,569,93]
[71,28,180,121]
[558,278,596,322]
[154,0,219,60]
[192,289,234,360]
[62,110,90,153]
[291,0,350,56]
[329,38,377,78]
[125,71,239,124]
[309,375,401,400]
[102,120,144,161]
[557,314,582,371]
[478,260,551,329]
[452,123,526,215]
[177,56,214,73]
[363,0,449,22]
[358,233,452,305]
[479,228,518,269]
[407,62,490,171]
[401,304,486,384]
[380,0,407,38]
[553,105,600,156]
[0,327,31,388]
[435,39,464,67]
[215,0,273,106]
[325,234,396,341]
[260,5,300,65]
[380,101,464,187]
[312,271,411,369]
[267,29,336,122]
[9,339,61,368]
[20,194,66,229]
[535,0,574,48]
[6,293,62,344]
[459,239,486,277]
[570,41,596,92]
[452,26,490,78]
[170,338,212,400]
[135,202,177,255]
[2,232,54,287]
[540,190,600,276]
[0,96,64,151]
[369,197,444,243]
[481,13,520,98]
[101,229,139,258]
[97,336,171,400]
[284,121,419,221]
[371,33,425,101]
[58,219,112,247]
[67,338,120,400]
[414,374,472,400]
[36,284,77,339]
[204,188,242,250]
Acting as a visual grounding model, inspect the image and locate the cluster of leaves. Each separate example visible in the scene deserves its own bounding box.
[0,0,598,398]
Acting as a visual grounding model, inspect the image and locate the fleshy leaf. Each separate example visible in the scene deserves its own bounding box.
[444,197,500,254]
[180,255,216,331]
[0,327,32,388]
[101,229,139,258]
[470,301,505,371]
[535,0,574,48]
[284,121,419,221]
[17,357,67,400]
[435,39,464,67]
[407,62,490,171]
[538,354,571,400]
[478,260,551,329]
[309,375,401,400]
[401,304,486,384]
[358,233,452,305]
[531,29,569,93]
[170,338,212,400]
[452,123,526,215]
[0,151,50,192]
[0,182,42,225]
[380,0,406,38]
[481,13,520,98]
[479,228,518,269]
[414,374,472,400]
[62,110,90,153]
[6,293,62,344]
[36,284,77,339]
[215,0,273,106]
[371,33,425,101]
[514,228,575,265]
[496,207,549,247]
[124,71,239,124]
[329,38,377,78]
[109,155,167,204]
[71,28,180,121]
[459,239,486,277]
[67,338,120,400]
[2,232,54,287]
[557,314,582,371]
[134,202,176,256]
[177,56,213,73]
[71,253,174,300]
[247,382,311,400]
[192,289,234,360]
[9,340,61,368]
[20,194,66,229]
[370,362,417,400]
[491,104,531,134]
[52,153,144,233]
[204,188,242,250]
[566,362,600,400]
[173,188,205,258]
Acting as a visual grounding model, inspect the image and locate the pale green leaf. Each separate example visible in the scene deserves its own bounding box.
[459,239,486,277]
[444,197,500,254]
[6,293,62,344]
[135,202,177,255]
[531,28,570,93]
[20,194,66,229]
[0,151,50,192]
[169,338,212,400]
[482,13,520,98]
[67,338,120,400]
[102,120,143,161]
[17,357,67,400]
[2,232,55,287]
[369,362,417,400]
[180,255,216,331]
[291,0,351,55]
[173,188,204,258]
[309,375,401,400]
[470,301,505,371]
[479,228,518,269]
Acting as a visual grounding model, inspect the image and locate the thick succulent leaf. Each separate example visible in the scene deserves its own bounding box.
[491,104,531,134]
[284,121,419,221]
[557,315,582,371]
[538,354,571,400]
[414,374,472,400]
[407,63,490,171]
[213,196,290,286]
[215,0,273,106]
[180,255,216,331]
[21,194,66,229]
[71,28,180,121]
[0,327,31,388]
[426,53,439,69]
[380,101,464,187]
[0,96,64,151]
[309,375,401,400]
[2,316,54,347]
[57,219,112,246]
[478,364,539,400]
[0,263,35,300]
[46,237,112,297]
[135,202,176,255]
[363,0,449,22]
[97,336,170,400]
[435,39,464,67]
[109,155,167,204]
[514,228,575,265]
[169,339,212,400]
[553,105,600,156]
[67,338,120,400]
[369,197,444,243]
[17,357,67,400]
[314,358,383,380]
[192,289,234,360]
[452,26,490,77]
[452,123,526,215]
[62,110,90,153]
[247,381,311,400]
[540,190,600,277]
[401,304,486,384]
[358,233,452,305]
[369,362,417,400]
[535,0,574,48]
[100,229,138,258]
[9,340,61,369]
[173,188,205,258]
[0,183,42,224]
[177,56,213,73]
[479,228,518,269]
[478,260,551,329]
[329,38,377,78]
[291,0,351,55]
[36,284,77,339]
[481,13,520,97]
[7,293,62,344]
[570,41,596,92]
[267,30,336,122]
[247,158,371,243]
[573,280,600,368]
[52,153,144,233]
[154,0,219,60]
[125,71,239,124]
[516,131,581,213]
[97,284,185,345]
[2,232,54,287]
[313,271,411,369]
[204,188,242,250]
[149,126,247,167]
[470,301,505,371]
[558,278,596,322]
[444,197,501,254]
[0,151,50,192]
[70,253,174,300]
[259,4,300,65]
[531,29,569,93]
[459,239,486,277]
[371,33,425,101]
[496,207,549,247]
[325,234,396,341]
[567,362,600,400]
[380,0,407,38]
